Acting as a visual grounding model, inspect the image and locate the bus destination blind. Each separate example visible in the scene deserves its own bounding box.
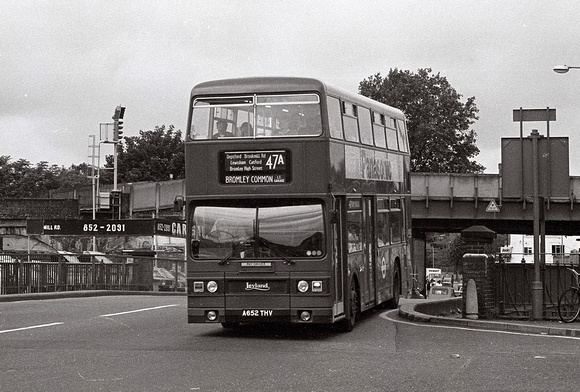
[220,150,291,185]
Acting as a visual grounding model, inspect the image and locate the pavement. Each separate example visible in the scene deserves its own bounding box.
[2,291,580,337]
[398,298,580,338]
[0,290,185,303]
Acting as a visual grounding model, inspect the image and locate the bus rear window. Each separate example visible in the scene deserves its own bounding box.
[189,94,322,139]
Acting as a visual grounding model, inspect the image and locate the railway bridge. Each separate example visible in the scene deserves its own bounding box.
[50,171,580,237]
[411,172,580,237]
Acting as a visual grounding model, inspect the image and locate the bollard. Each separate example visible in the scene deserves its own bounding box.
[465,278,478,320]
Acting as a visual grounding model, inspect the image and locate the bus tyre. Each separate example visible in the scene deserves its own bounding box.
[386,264,401,309]
[341,278,358,332]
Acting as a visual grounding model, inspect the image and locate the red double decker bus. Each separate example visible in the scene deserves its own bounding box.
[185,77,412,331]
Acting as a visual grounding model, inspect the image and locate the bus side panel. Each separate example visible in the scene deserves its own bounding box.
[375,247,392,304]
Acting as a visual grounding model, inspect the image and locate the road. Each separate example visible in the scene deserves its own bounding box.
[0,296,578,392]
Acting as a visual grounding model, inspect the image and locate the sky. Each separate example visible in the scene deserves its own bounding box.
[2,0,580,174]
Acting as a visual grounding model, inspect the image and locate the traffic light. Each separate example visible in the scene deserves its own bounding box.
[112,105,125,142]
[113,119,124,141]
[112,105,125,121]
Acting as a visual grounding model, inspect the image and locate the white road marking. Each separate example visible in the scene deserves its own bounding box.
[0,322,64,334]
[100,304,179,317]
[381,309,580,341]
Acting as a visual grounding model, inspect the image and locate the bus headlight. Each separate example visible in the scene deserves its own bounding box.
[297,280,309,293]
[300,310,311,321]
[206,310,218,321]
[207,281,218,293]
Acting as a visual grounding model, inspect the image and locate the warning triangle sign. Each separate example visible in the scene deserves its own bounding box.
[486,200,500,213]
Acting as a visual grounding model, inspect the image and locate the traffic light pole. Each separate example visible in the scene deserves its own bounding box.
[113,140,118,191]
[111,105,125,192]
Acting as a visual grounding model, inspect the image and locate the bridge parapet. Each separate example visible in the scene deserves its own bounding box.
[411,173,500,202]
[411,173,580,235]
[412,172,580,203]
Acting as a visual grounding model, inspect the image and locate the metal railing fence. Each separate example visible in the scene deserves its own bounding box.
[0,252,186,295]
[494,254,579,319]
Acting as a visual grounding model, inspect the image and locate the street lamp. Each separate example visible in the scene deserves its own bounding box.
[553,65,580,74]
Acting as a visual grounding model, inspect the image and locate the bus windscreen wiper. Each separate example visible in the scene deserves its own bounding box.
[253,235,295,265]
[218,237,253,265]
[217,236,295,265]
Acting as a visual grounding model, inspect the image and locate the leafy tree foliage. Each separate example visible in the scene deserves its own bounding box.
[359,68,484,173]
[0,156,91,198]
[102,125,184,184]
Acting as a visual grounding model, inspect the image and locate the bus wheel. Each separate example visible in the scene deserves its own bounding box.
[386,264,401,309]
[341,278,358,332]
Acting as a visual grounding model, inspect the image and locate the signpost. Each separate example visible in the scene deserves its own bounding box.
[511,107,556,320]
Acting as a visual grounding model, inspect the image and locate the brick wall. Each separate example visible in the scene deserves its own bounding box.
[461,225,497,319]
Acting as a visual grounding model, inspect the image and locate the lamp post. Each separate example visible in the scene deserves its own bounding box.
[553,65,580,74]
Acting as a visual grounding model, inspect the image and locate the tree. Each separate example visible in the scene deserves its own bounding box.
[102,125,184,184]
[0,156,92,198]
[55,163,93,190]
[359,68,484,173]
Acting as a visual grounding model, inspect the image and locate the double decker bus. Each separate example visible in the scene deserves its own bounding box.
[185,77,412,331]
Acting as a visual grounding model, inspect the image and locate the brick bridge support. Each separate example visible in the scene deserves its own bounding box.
[461,225,496,319]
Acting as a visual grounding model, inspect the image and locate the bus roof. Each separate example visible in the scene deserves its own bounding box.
[191,76,405,119]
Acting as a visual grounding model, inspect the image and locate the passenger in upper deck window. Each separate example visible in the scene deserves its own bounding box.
[275,115,303,136]
[212,120,234,139]
[239,122,253,137]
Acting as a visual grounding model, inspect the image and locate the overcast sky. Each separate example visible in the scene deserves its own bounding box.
[2,0,580,174]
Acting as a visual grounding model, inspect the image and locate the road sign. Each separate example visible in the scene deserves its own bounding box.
[486,200,501,213]
[27,219,186,237]
[39,219,154,236]
[512,108,556,122]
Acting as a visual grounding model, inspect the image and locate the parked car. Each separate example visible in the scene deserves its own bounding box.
[81,251,114,264]
[442,275,453,286]
[153,266,185,292]
[57,251,81,263]
[428,285,455,299]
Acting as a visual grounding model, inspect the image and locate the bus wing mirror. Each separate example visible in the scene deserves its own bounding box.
[191,240,200,255]
[173,195,184,212]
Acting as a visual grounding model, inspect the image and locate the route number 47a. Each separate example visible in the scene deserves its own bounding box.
[266,153,285,170]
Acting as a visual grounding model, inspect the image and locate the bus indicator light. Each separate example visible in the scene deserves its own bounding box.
[193,281,204,292]
[312,281,322,292]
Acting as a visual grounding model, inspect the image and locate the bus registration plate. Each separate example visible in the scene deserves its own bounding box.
[242,309,274,317]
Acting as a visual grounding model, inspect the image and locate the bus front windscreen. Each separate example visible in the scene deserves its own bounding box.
[191,203,325,260]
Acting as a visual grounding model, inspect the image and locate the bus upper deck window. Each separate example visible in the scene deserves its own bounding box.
[189,96,253,140]
[257,94,322,137]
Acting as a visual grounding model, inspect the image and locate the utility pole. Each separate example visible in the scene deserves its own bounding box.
[88,135,100,251]
[530,129,544,320]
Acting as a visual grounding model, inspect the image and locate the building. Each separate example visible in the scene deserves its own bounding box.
[504,234,580,264]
